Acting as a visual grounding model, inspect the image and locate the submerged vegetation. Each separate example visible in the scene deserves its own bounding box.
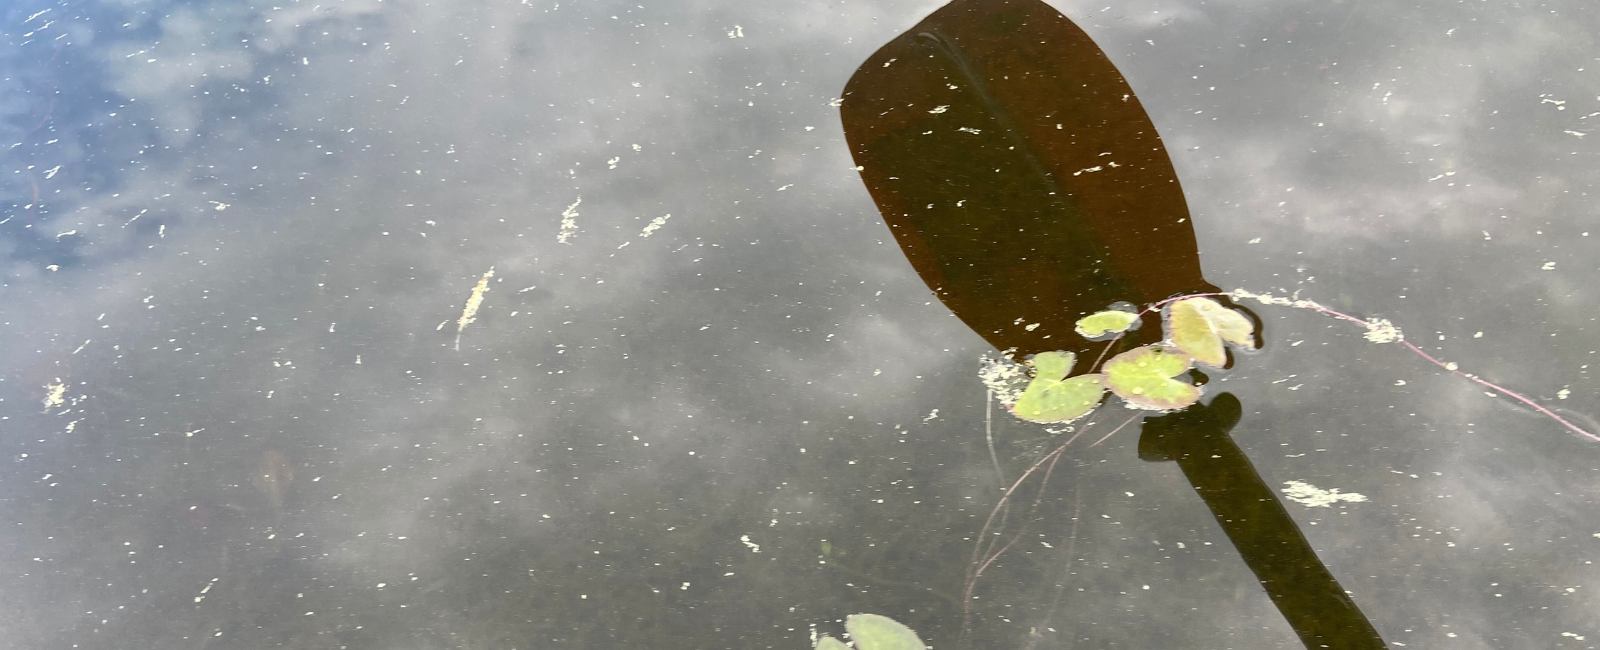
[814,614,926,650]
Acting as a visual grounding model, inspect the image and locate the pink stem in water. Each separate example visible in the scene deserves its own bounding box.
[1143,291,1600,442]
[1398,339,1600,443]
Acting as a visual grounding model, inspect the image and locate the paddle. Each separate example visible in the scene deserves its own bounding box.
[840,1,1389,647]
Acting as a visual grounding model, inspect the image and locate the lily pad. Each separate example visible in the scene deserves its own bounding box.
[1166,297,1255,368]
[846,614,925,650]
[1013,351,1105,424]
[816,636,851,650]
[1075,309,1142,340]
[1103,346,1201,411]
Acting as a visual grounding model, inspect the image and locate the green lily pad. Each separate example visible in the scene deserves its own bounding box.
[1013,351,1105,424]
[1165,297,1255,368]
[1104,346,1201,411]
[846,614,925,650]
[1075,309,1141,340]
[816,636,851,650]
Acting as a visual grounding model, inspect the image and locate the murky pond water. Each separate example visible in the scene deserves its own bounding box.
[3,0,1599,648]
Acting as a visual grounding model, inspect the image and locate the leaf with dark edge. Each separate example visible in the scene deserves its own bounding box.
[1103,345,1201,411]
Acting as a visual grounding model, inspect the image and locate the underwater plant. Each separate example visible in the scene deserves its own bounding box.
[813,614,926,650]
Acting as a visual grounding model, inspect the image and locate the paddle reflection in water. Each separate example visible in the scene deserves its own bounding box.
[840,0,1388,647]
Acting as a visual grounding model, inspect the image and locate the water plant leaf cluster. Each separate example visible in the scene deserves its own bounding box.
[814,614,925,650]
[1011,296,1256,423]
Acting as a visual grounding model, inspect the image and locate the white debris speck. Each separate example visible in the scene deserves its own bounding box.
[42,380,66,410]
[1072,165,1103,176]
[557,197,581,244]
[1541,261,1556,270]
[1363,318,1402,344]
[681,582,691,590]
[979,351,1029,407]
[957,127,982,134]
[923,409,939,422]
[740,534,761,553]
[727,25,743,38]
[194,578,219,603]
[1562,632,1587,641]
[1444,361,1459,371]
[54,230,77,239]
[454,267,495,351]
[1281,480,1369,508]
[928,105,949,114]
[607,157,620,169]
[1558,388,1571,400]
[44,165,61,179]
[639,214,671,237]
[1024,322,1040,331]
[1247,237,1261,244]
[210,201,229,211]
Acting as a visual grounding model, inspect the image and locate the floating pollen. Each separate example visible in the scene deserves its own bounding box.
[454,267,495,351]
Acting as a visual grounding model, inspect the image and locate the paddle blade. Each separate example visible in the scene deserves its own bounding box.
[841,0,1215,359]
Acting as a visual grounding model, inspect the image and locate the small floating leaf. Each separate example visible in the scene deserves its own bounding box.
[1166,297,1255,368]
[1104,346,1201,411]
[1029,350,1075,380]
[846,614,926,650]
[816,636,851,650]
[1075,309,1141,340]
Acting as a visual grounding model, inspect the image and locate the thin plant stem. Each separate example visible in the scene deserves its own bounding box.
[986,389,1006,488]
[1397,339,1600,443]
[1138,290,1600,442]
[963,415,1139,624]
[1022,480,1082,650]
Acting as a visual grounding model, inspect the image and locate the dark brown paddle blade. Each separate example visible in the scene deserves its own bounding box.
[841,0,1216,360]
